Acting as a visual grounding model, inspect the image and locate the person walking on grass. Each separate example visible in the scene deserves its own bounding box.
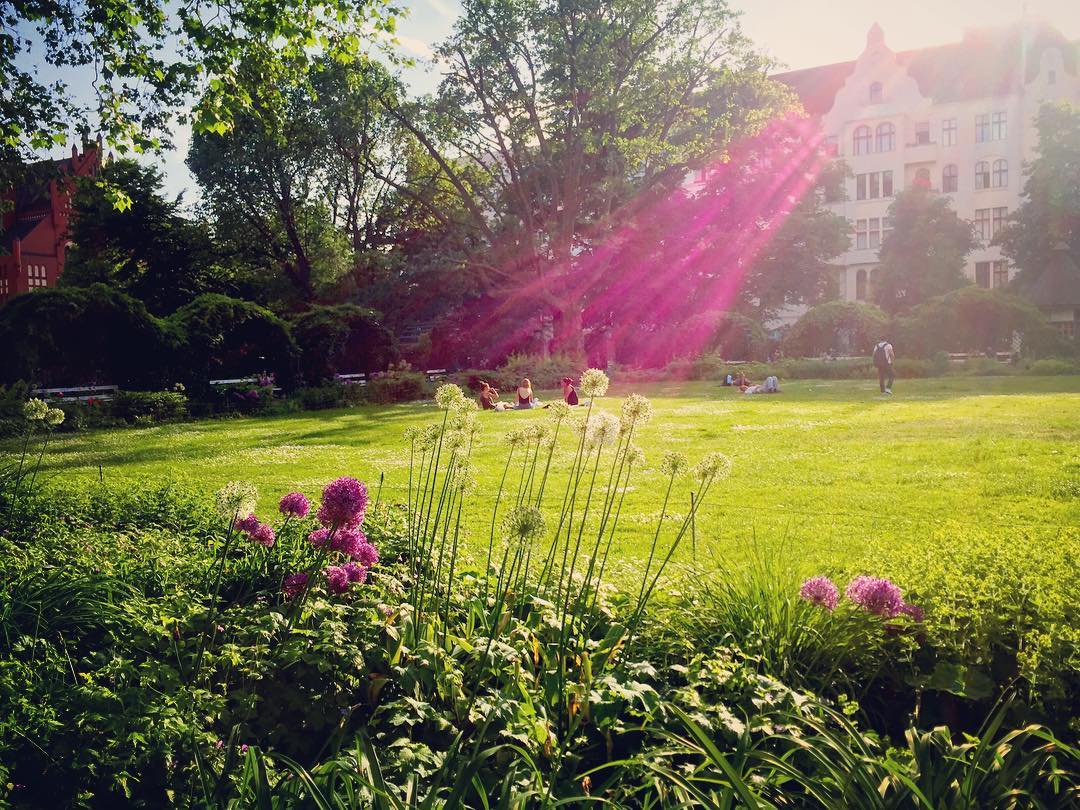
[873,337,895,395]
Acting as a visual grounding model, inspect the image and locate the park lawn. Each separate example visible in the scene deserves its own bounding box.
[9,376,1080,580]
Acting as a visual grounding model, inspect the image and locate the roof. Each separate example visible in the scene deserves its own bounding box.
[775,22,1079,116]
[1025,247,1080,309]
[1,217,43,251]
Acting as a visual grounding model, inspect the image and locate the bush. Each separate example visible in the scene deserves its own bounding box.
[366,363,430,403]
[616,312,769,367]
[0,284,180,389]
[290,304,399,385]
[496,352,587,390]
[784,300,890,357]
[293,382,368,411]
[110,390,189,424]
[1027,358,1080,375]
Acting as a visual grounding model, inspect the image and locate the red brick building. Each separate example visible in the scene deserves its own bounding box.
[0,144,99,304]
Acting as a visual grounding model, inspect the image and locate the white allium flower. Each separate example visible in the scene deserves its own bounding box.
[44,407,65,427]
[502,504,547,542]
[585,412,620,448]
[215,481,258,519]
[694,452,732,482]
[435,383,465,410]
[548,401,571,421]
[23,398,48,421]
[625,445,646,468]
[620,394,653,428]
[659,451,689,477]
[579,368,610,398]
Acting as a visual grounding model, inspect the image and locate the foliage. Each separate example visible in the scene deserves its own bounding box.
[290,304,399,385]
[292,381,369,411]
[997,102,1080,288]
[110,390,189,424]
[364,363,430,404]
[784,300,890,357]
[615,311,771,368]
[1,0,400,192]
[61,160,233,314]
[897,286,1071,358]
[873,188,977,313]
[167,294,299,392]
[0,283,180,388]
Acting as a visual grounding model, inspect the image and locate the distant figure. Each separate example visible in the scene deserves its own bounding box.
[561,376,580,406]
[733,372,750,390]
[722,373,734,386]
[516,378,539,409]
[873,338,895,395]
[762,375,780,393]
[479,381,511,411]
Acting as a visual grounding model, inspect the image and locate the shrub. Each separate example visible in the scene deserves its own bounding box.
[110,391,189,424]
[617,312,769,367]
[1027,358,1080,375]
[0,284,180,389]
[784,300,890,357]
[290,304,399,385]
[366,363,430,403]
[168,294,298,393]
[293,382,367,411]
[497,352,588,390]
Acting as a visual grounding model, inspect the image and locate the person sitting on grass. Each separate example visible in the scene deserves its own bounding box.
[515,378,540,409]
[479,381,512,411]
[561,376,580,406]
[733,371,749,389]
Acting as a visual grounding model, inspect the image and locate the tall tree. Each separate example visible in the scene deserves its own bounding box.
[61,160,230,314]
[384,0,791,354]
[872,187,975,313]
[996,102,1080,289]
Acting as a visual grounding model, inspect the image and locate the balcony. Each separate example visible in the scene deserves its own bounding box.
[903,138,939,163]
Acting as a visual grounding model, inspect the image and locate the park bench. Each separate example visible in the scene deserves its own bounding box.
[425,368,448,382]
[334,373,367,386]
[209,376,282,393]
[33,384,118,402]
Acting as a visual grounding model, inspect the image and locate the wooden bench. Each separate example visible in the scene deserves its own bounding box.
[33,384,118,402]
[209,377,282,393]
[425,368,448,382]
[334,373,367,386]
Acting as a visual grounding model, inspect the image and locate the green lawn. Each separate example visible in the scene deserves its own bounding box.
[11,376,1080,577]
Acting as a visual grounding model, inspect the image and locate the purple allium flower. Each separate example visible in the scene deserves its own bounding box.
[799,576,840,610]
[846,576,905,617]
[331,526,366,556]
[215,740,225,750]
[235,513,260,533]
[308,528,331,548]
[240,744,249,754]
[279,491,310,518]
[317,477,368,528]
[343,562,367,583]
[899,602,924,622]
[324,565,351,594]
[354,542,379,568]
[282,572,309,600]
[249,522,275,547]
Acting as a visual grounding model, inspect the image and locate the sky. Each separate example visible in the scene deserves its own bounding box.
[28,0,1080,200]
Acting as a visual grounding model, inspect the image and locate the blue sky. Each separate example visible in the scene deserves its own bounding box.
[22,0,1080,201]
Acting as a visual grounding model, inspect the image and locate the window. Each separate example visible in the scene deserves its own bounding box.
[943,164,958,192]
[853,125,872,155]
[869,82,882,103]
[992,159,1008,188]
[855,219,868,250]
[975,160,990,190]
[942,118,957,146]
[1055,320,1074,339]
[991,111,1007,140]
[974,209,991,241]
[992,207,1007,238]
[868,217,881,249]
[882,216,894,244]
[855,171,893,200]
[823,135,839,156]
[915,121,930,144]
[976,262,991,288]
[27,265,47,289]
[855,218,889,249]
[875,122,895,152]
[0,277,8,297]
[856,269,868,300]
[975,113,990,143]
[993,261,1009,288]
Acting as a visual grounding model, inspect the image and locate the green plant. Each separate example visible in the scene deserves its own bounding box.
[366,364,431,404]
[111,390,190,423]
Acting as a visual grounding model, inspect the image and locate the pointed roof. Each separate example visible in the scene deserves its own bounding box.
[1025,246,1080,309]
[775,21,1078,116]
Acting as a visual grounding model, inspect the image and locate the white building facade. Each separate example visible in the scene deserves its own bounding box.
[776,21,1080,310]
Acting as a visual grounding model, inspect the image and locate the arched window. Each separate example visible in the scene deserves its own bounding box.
[975,161,990,190]
[992,159,1008,188]
[914,167,931,188]
[856,269,868,301]
[853,125,872,156]
[875,122,895,152]
[869,82,882,103]
[943,164,958,192]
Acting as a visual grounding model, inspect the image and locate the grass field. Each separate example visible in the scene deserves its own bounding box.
[13,376,1080,582]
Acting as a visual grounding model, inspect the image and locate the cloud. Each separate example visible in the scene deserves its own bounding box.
[425,0,455,19]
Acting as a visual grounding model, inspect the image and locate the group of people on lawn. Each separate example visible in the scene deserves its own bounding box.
[477,376,580,411]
